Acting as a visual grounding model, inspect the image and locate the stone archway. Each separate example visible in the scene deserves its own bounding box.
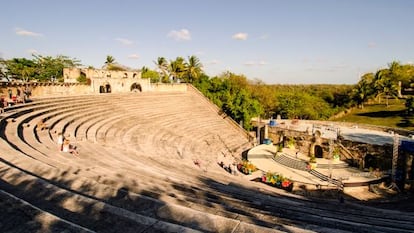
[130,83,142,92]
[314,145,323,158]
[309,131,323,158]
[105,84,111,93]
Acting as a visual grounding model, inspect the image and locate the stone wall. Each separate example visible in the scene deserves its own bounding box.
[63,68,150,93]
[267,126,393,169]
[0,82,188,100]
[0,83,93,99]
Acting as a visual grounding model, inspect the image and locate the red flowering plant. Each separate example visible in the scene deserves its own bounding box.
[261,171,293,192]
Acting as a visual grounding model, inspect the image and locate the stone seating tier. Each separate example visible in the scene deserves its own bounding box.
[1,91,414,232]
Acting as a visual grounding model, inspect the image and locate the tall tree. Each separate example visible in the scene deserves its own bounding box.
[4,58,37,81]
[33,54,80,82]
[184,55,203,83]
[374,68,399,107]
[103,55,127,71]
[406,96,414,116]
[141,66,160,83]
[154,57,169,83]
[0,57,7,78]
[274,92,333,120]
[105,55,115,66]
[250,81,276,118]
[352,73,375,108]
[169,57,186,83]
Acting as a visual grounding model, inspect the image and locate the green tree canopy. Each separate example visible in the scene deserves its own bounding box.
[2,54,80,82]
[352,72,375,108]
[154,57,169,83]
[169,57,186,82]
[194,72,263,129]
[275,92,334,120]
[141,66,160,83]
[183,55,203,83]
[33,54,80,82]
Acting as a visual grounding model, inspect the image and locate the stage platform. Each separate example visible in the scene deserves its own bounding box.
[247,144,384,188]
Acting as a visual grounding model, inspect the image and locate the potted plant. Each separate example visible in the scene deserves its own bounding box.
[308,155,317,169]
[275,143,283,156]
[238,160,258,175]
[287,137,295,149]
[333,147,340,161]
[261,172,293,192]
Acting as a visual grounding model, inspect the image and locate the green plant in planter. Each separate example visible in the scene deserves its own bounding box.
[309,154,316,163]
[308,154,317,169]
[278,143,283,152]
[287,137,295,149]
[333,147,340,161]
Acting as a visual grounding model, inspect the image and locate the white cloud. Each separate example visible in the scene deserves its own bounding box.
[128,54,139,59]
[368,42,377,48]
[15,28,43,37]
[115,38,133,45]
[244,61,256,66]
[259,34,269,40]
[27,49,39,55]
[167,29,191,41]
[207,59,220,65]
[332,63,348,69]
[232,32,248,40]
[258,60,268,66]
[243,60,268,66]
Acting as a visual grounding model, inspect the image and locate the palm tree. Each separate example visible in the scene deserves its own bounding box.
[169,57,186,83]
[105,55,115,65]
[154,57,168,83]
[352,73,375,108]
[141,66,149,73]
[185,55,203,83]
[374,69,399,107]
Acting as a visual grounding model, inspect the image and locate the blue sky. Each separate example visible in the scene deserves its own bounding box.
[1,0,413,84]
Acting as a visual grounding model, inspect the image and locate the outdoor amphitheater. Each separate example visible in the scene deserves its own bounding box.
[1,84,414,233]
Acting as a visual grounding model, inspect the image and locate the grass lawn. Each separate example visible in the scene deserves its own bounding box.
[333,100,414,131]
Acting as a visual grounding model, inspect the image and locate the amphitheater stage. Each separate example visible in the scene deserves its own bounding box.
[247,144,383,189]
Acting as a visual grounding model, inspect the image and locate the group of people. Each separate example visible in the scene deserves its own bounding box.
[57,132,79,156]
[7,87,31,105]
[1,86,32,113]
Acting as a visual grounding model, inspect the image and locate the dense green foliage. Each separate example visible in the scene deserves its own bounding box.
[152,56,203,83]
[0,54,80,82]
[249,83,353,119]
[353,61,414,108]
[406,97,414,116]
[141,66,160,83]
[274,92,335,119]
[76,73,88,84]
[194,73,263,130]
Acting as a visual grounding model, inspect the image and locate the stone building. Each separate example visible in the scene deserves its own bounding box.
[63,68,150,93]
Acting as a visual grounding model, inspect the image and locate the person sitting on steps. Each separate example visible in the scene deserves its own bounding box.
[62,139,79,156]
